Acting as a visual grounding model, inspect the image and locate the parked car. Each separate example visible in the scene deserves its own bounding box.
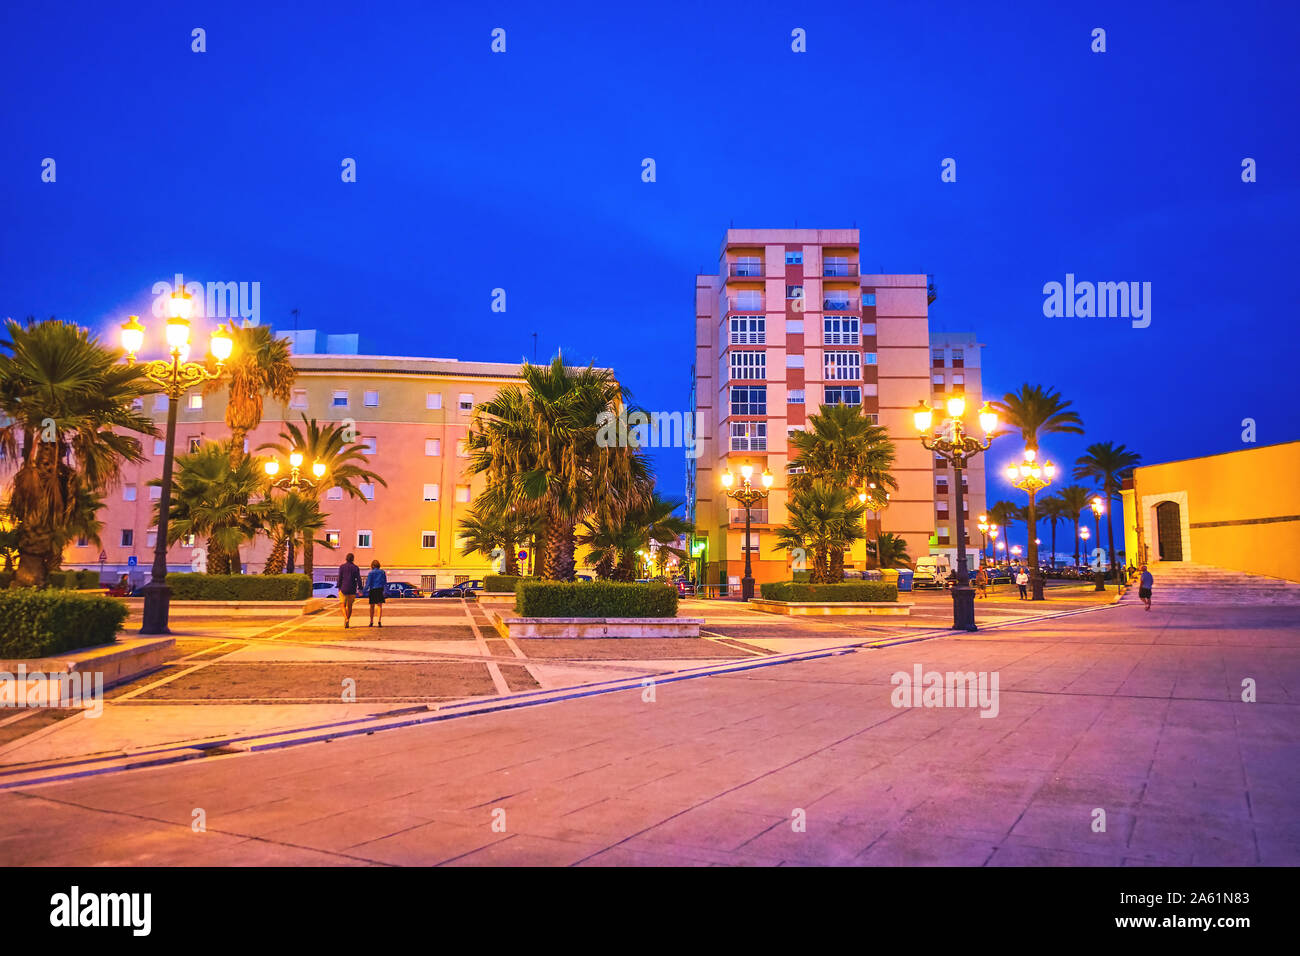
[986,567,1013,585]
[430,579,483,598]
[674,579,696,597]
[312,581,340,599]
[384,582,423,599]
[912,555,951,590]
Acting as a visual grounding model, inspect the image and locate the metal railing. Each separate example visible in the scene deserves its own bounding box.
[823,297,858,311]
[823,263,859,277]
[729,262,764,277]
[727,296,765,312]
[729,508,769,524]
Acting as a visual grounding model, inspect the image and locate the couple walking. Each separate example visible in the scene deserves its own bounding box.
[336,553,389,627]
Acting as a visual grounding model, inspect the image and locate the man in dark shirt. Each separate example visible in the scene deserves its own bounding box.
[1138,564,1154,612]
[337,553,363,627]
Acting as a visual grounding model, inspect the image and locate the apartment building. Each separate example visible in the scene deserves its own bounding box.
[66,331,527,590]
[928,332,988,569]
[689,228,985,587]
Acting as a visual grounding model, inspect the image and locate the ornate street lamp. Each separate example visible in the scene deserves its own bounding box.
[264,451,327,492]
[996,539,1006,564]
[858,482,890,568]
[977,515,989,566]
[913,395,999,630]
[721,463,773,600]
[121,289,233,635]
[1004,448,1056,601]
[1090,496,1107,590]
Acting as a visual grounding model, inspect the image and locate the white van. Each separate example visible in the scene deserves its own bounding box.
[913,555,951,589]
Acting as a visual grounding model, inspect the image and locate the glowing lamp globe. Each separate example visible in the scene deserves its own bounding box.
[168,287,195,320]
[289,451,304,468]
[912,401,933,433]
[978,402,998,434]
[761,470,774,488]
[264,460,280,476]
[946,395,966,419]
[311,462,327,479]
[165,316,192,350]
[120,316,145,356]
[209,324,234,363]
[720,472,734,488]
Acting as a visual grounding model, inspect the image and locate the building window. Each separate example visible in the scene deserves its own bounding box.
[935,455,948,468]
[423,483,440,501]
[742,532,760,553]
[864,413,879,424]
[182,533,196,547]
[290,389,308,409]
[824,351,862,380]
[936,477,950,495]
[121,529,134,547]
[863,383,878,397]
[324,530,341,548]
[425,438,441,456]
[421,532,437,549]
[426,392,442,410]
[332,390,348,407]
[785,251,802,265]
[730,386,767,416]
[150,485,162,500]
[786,285,804,300]
[823,294,854,311]
[823,316,860,345]
[864,352,877,365]
[357,530,372,549]
[458,393,473,412]
[327,486,342,500]
[933,373,946,386]
[455,485,471,503]
[952,374,964,387]
[729,315,765,345]
[153,394,168,411]
[187,394,203,410]
[732,255,762,277]
[363,389,379,407]
[75,535,88,548]
[785,318,804,334]
[361,435,377,455]
[146,529,158,548]
[730,350,766,380]
[188,437,201,453]
[729,422,767,452]
[862,322,877,337]
[131,397,144,410]
[937,528,951,546]
[785,354,804,368]
[823,386,861,406]
[153,438,166,456]
[788,389,805,404]
[359,483,375,500]
[932,349,945,369]
[863,293,876,307]
[952,348,965,368]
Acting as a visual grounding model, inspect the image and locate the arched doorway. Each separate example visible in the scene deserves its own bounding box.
[1155,500,1183,561]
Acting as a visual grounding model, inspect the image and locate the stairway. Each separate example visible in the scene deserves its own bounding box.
[1122,562,1300,606]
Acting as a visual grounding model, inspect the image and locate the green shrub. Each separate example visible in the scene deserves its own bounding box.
[166,574,312,601]
[515,581,678,618]
[0,590,128,658]
[46,570,102,590]
[792,569,812,583]
[0,572,11,590]
[759,581,899,603]
[484,574,536,594]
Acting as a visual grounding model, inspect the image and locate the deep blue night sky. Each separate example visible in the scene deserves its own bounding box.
[3,0,1298,503]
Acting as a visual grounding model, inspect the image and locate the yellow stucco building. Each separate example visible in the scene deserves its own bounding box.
[1121,440,1300,582]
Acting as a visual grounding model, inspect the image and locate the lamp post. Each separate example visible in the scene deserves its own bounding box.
[1005,448,1056,601]
[858,482,889,569]
[1080,525,1092,583]
[996,540,1006,565]
[977,515,989,567]
[1090,496,1107,590]
[120,291,233,635]
[721,463,772,600]
[264,452,327,492]
[912,395,999,631]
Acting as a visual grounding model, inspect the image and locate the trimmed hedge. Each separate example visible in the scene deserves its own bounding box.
[0,590,128,658]
[759,581,899,603]
[484,574,536,593]
[165,573,312,601]
[47,570,103,590]
[516,581,678,618]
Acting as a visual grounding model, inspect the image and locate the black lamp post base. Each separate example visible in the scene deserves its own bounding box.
[1093,571,1106,592]
[741,576,755,601]
[952,584,978,631]
[139,581,172,635]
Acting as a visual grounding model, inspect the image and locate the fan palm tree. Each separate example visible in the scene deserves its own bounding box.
[0,318,157,586]
[1037,493,1068,569]
[775,481,867,583]
[48,486,106,575]
[466,355,645,580]
[204,325,296,469]
[866,532,912,568]
[263,491,329,575]
[1073,442,1141,577]
[1055,484,1094,566]
[987,500,1023,561]
[458,503,542,577]
[579,494,692,581]
[259,416,386,577]
[154,441,271,573]
[788,403,898,494]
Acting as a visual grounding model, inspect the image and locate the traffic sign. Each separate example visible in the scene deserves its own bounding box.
[127,556,137,567]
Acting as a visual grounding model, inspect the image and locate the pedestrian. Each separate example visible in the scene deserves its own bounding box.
[975,566,989,599]
[1138,563,1154,612]
[337,552,363,628]
[1015,564,1029,600]
[365,559,388,627]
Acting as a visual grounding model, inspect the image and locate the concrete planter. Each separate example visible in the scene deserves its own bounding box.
[748,598,911,616]
[477,592,518,606]
[0,637,175,701]
[490,610,702,638]
[117,597,327,615]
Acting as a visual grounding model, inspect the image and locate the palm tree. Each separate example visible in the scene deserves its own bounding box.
[155,441,271,573]
[775,481,866,583]
[987,500,1023,563]
[466,355,645,580]
[458,503,542,577]
[0,318,157,586]
[205,326,296,469]
[867,532,912,569]
[259,416,386,577]
[263,491,329,575]
[1056,485,1094,566]
[991,384,1084,586]
[788,403,898,493]
[1073,442,1141,578]
[49,486,105,575]
[578,494,692,581]
[1037,493,1068,569]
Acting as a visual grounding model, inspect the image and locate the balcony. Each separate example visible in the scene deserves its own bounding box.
[729,508,770,525]
[823,263,859,277]
[726,296,764,313]
[728,261,765,278]
[927,273,937,304]
[822,296,858,312]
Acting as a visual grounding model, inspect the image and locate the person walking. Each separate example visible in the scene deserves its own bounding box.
[365,559,388,627]
[1138,563,1154,612]
[1015,564,1029,600]
[337,552,363,628]
[974,566,989,599]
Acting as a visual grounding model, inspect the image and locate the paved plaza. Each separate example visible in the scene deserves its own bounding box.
[2,593,1295,866]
